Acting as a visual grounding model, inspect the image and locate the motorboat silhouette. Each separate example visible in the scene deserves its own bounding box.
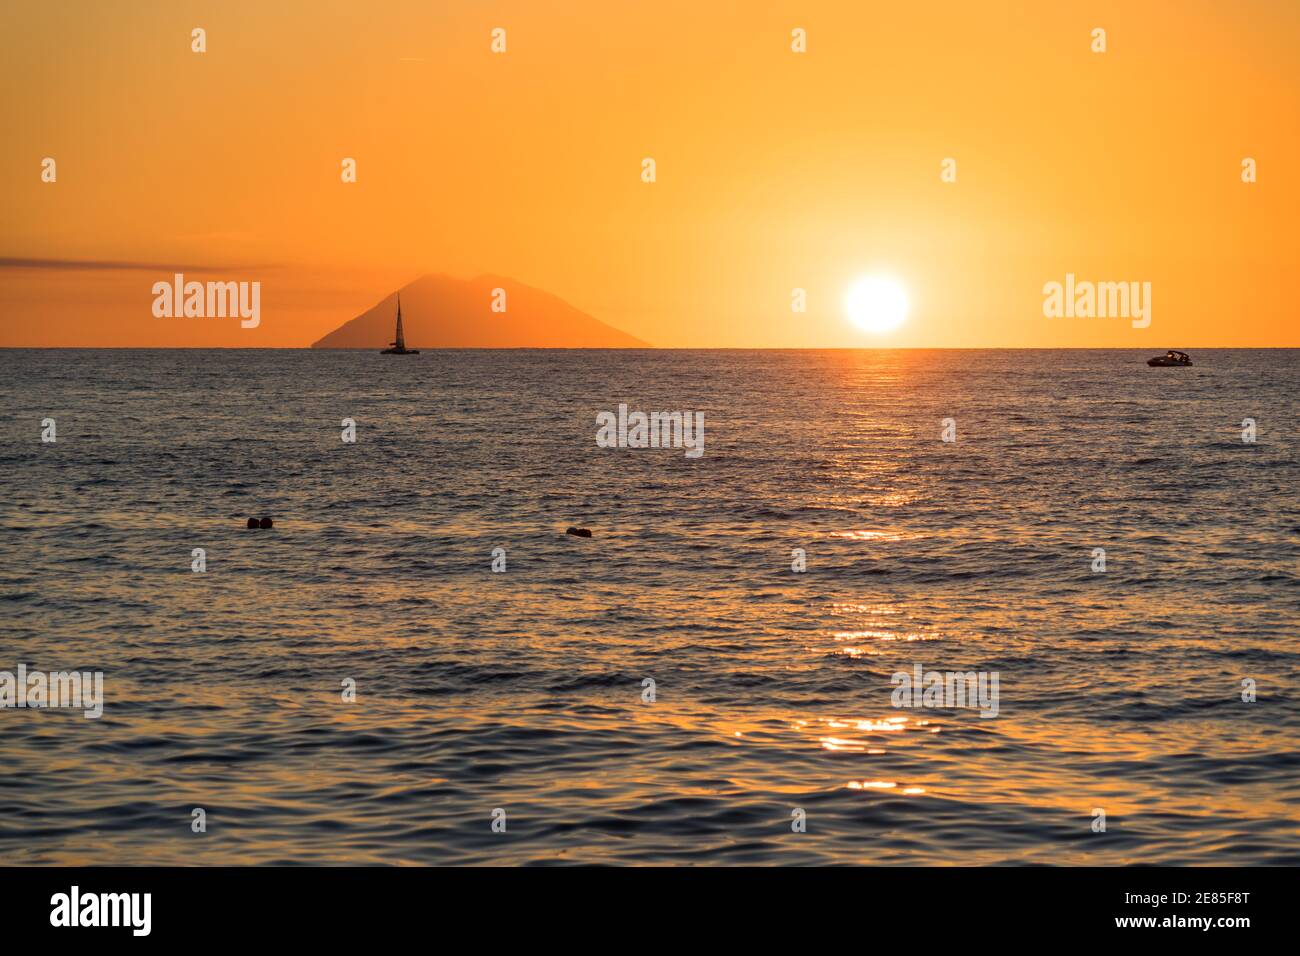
[1147,350,1192,367]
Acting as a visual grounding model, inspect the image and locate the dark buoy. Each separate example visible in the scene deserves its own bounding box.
[259,517,274,529]
[246,517,259,529]
[565,527,592,538]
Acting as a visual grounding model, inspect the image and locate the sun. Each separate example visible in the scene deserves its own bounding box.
[845,275,910,334]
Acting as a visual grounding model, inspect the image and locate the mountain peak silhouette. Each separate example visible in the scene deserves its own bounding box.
[311,274,648,348]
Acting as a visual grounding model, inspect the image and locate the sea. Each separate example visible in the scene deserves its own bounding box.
[1,348,1297,865]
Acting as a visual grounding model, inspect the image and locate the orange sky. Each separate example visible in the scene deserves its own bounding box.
[2,0,1297,347]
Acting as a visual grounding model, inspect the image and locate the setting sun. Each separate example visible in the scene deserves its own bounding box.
[845,276,910,334]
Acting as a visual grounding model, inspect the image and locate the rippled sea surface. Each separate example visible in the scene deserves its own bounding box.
[1,349,1297,865]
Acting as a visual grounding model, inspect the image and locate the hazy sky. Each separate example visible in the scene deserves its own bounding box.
[2,0,1297,347]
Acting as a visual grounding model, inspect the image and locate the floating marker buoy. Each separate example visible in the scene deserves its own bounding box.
[259,517,274,529]
[246,517,259,529]
[565,527,592,538]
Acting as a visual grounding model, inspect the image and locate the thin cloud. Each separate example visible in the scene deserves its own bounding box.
[0,258,276,272]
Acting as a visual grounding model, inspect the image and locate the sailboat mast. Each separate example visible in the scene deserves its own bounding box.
[395,295,405,349]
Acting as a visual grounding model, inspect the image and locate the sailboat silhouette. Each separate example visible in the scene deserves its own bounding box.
[380,295,420,354]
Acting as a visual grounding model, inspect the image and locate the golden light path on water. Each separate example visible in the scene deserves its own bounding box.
[4,349,1296,864]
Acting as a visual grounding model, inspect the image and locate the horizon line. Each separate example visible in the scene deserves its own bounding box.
[2,346,1295,352]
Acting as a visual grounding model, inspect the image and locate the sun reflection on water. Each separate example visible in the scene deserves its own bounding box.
[810,714,935,752]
